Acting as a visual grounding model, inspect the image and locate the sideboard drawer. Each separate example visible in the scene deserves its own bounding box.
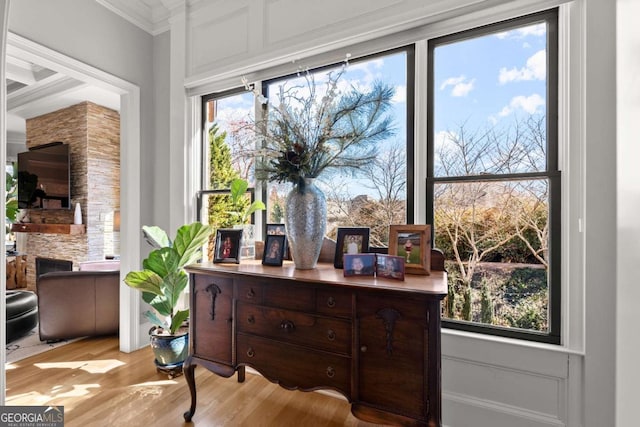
[236,302,351,355]
[316,287,352,317]
[235,280,263,304]
[263,283,315,311]
[237,333,351,395]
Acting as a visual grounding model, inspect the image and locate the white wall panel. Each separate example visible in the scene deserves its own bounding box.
[263,0,402,45]
[442,332,573,426]
[189,5,250,73]
[444,358,565,417]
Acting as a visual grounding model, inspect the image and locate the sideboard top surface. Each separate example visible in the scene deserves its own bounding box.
[187,260,447,297]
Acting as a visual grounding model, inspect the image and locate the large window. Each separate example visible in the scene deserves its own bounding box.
[197,9,561,343]
[427,10,560,343]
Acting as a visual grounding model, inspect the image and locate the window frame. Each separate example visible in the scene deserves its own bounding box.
[426,9,561,344]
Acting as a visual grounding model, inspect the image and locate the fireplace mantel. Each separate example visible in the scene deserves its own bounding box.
[11,223,86,235]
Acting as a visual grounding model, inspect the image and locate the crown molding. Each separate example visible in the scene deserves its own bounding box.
[95,0,171,35]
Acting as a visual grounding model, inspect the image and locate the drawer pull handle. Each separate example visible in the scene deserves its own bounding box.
[246,289,255,299]
[326,366,335,378]
[247,315,255,324]
[247,348,255,358]
[327,329,336,341]
[327,296,336,308]
[280,320,295,332]
[360,345,368,353]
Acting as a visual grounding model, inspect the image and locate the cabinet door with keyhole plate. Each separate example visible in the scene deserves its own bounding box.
[356,292,430,421]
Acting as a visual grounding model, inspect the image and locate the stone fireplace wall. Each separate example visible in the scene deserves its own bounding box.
[21,101,120,290]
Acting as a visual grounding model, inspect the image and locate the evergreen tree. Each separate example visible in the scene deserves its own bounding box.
[207,123,241,230]
[480,281,494,324]
[462,287,472,321]
[270,201,284,223]
[446,282,455,318]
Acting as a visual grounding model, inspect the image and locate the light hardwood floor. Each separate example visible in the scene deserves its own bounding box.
[6,336,383,427]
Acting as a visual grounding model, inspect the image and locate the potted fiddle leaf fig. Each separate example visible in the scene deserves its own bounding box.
[124,222,213,371]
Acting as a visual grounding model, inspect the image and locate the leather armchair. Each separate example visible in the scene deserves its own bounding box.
[37,270,119,341]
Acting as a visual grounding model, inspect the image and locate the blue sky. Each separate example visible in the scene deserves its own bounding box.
[211,21,547,197]
[434,23,547,138]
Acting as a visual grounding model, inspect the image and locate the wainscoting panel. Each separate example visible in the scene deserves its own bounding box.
[262,0,402,46]
[189,2,250,74]
[441,332,581,427]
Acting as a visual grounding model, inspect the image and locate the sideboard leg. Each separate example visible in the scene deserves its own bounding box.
[183,357,197,422]
[237,365,246,383]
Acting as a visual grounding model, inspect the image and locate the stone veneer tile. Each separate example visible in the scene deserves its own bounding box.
[22,101,120,290]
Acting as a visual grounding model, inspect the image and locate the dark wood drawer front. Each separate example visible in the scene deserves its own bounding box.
[357,291,430,324]
[263,283,315,311]
[236,302,351,355]
[315,287,352,317]
[235,280,263,304]
[192,274,233,364]
[237,334,351,395]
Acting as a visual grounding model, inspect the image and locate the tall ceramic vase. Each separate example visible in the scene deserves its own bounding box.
[285,179,326,270]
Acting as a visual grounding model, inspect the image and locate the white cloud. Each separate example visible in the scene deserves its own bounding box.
[498,49,546,84]
[392,84,406,103]
[451,79,475,97]
[440,75,475,97]
[497,93,545,118]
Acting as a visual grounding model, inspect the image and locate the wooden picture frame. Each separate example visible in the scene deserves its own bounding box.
[262,234,287,266]
[213,228,243,264]
[376,254,405,281]
[343,253,376,277]
[388,224,431,275]
[334,227,370,269]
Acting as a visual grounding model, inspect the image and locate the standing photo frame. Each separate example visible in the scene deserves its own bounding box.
[376,254,405,281]
[334,227,370,269]
[343,253,376,277]
[213,228,243,263]
[388,224,431,275]
[262,234,287,266]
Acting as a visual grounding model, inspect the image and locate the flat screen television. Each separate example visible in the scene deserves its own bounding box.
[17,143,71,209]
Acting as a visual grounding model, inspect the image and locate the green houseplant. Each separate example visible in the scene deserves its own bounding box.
[124,222,213,369]
[228,178,266,225]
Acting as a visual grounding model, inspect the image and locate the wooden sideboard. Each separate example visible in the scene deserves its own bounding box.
[184,261,447,426]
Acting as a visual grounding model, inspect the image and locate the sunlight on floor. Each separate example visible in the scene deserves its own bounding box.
[6,383,101,405]
[131,379,179,387]
[34,359,125,373]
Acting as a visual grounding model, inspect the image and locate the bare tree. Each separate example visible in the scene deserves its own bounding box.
[362,143,406,227]
[323,144,406,247]
[225,118,256,182]
[435,116,549,321]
